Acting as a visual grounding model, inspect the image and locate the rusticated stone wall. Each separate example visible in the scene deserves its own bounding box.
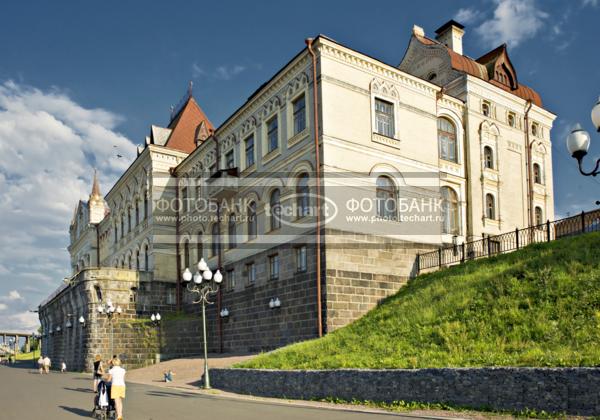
[211,367,600,416]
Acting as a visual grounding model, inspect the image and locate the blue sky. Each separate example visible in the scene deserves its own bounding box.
[0,0,599,331]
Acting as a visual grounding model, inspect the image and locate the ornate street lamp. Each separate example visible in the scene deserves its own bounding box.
[567,97,600,176]
[150,312,162,363]
[97,299,122,357]
[181,258,223,389]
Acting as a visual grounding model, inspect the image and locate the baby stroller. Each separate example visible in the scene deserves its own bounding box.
[92,380,115,419]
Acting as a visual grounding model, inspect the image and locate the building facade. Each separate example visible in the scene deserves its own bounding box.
[40,20,555,369]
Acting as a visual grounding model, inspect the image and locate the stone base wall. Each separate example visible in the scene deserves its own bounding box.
[324,229,437,330]
[180,242,321,353]
[211,368,600,416]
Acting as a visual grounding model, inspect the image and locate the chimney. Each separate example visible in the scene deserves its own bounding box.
[435,20,465,55]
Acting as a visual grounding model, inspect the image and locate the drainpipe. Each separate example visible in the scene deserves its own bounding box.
[209,128,224,353]
[306,38,323,338]
[524,100,533,227]
[172,167,182,312]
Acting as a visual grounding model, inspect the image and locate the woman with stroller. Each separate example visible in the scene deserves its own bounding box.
[104,357,126,420]
[93,355,104,392]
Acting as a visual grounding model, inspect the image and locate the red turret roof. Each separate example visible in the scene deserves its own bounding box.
[163,97,214,153]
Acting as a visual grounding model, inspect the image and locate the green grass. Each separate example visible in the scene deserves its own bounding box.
[15,349,40,361]
[239,232,600,369]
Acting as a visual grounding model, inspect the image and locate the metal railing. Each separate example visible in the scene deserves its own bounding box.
[417,210,600,273]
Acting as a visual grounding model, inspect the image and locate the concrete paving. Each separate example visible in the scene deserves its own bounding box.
[0,362,431,420]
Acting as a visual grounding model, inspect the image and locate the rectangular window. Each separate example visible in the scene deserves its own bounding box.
[296,246,307,272]
[225,150,235,169]
[226,269,235,292]
[269,254,279,280]
[375,98,395,138]
[267,116,278,153]
[246,262,256,286]
[293,95,306,135]
[181,187,188,212]
[245,136,255,168]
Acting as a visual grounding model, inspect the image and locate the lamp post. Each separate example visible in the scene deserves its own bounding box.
[97,299,122,358]
[150,313,161,363]
[567,97,600,177]
[181,258,223,389]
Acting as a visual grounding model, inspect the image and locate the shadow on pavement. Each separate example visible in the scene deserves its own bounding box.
[64,387,93,393]
[59,406,91,417]
[145,390,199,399]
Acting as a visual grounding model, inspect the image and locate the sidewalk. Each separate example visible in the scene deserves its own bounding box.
[126,353,256,389]
[127,355,523,420]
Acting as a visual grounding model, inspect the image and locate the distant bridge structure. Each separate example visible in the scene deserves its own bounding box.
[0,331,35,354]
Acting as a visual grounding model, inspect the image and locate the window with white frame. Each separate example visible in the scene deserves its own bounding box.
[225,150,235,169]
[292,94,306,135]
[374,98,395,137]
[484,146,494,169]
[296,246,307,272]
[533,163,543,184]
[245,135,255,168]
[508,112,516,127]
[269,254,279,280]
[438,117,458,163]
[296,173,310,218]
[270,189,281,230]
[247,201,257,240]
[226,268,235,292]
[441,186,460,235]
[246,262,256,285]
[266,116,278,153]
[376,175,397,220]
[485,193,496,220]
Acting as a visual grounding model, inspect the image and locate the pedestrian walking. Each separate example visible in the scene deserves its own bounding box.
[105,357,126,420]
[37,356,44,374]
[43,355,51,373]
[93,354,104,392]
[61,361,67,373]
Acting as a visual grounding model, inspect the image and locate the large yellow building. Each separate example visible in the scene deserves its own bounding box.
[41,20,555,366]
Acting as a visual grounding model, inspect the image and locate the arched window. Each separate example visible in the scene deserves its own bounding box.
[441,187,460,235]
[228,214,237,249]
[197,232,203,262]
[127,254,132,270]
[484,146,494,169]
[120,216,124,238]
[134,250,140,269]
[127,207,132,232]
[183,240,190,270]
[135,200,140,225]
[144,245,149,271]
[376,176,397,220]
[535,206,543,225]
[211,223,219,257]
[297,173,310,218]
[533,163,542,184]
[485,194,496,220]
[438,118,458,163]
[114,223,118,243]
[247,202,257,240]
[270,189,281,230]
[144,193,149,220]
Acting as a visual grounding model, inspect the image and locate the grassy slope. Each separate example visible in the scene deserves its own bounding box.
[240,232,600,369]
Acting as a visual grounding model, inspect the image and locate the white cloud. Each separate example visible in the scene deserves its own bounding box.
[582,0,598,7]
[192,63,247,81]
[0,80,135,331]
[455,8,482,24]
[0,303,7,311]
[0,311,39,332]
[1,290,23,301]
[475,0,549,48]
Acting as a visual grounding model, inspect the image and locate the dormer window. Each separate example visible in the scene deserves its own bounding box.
[482,102,491,117]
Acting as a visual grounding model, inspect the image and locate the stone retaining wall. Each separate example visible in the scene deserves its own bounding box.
[210,368,600,415]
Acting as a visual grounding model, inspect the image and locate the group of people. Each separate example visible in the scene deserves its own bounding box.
[93,354,127,420]
[36,355,67,373]
[37,355,52,373]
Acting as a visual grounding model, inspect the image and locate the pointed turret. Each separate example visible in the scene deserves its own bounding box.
[88,169,108,224]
